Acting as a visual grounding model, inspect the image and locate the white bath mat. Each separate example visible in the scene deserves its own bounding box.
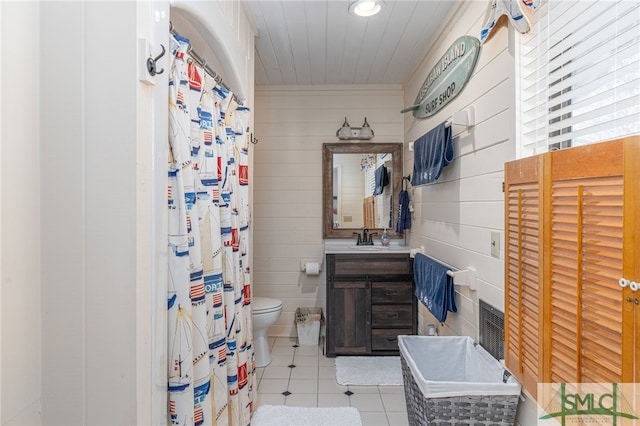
[335,356,403,386]
[252,405,362,426]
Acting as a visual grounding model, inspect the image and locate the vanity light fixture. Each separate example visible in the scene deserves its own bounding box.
[349,0,383,17]
[336,117,375,140]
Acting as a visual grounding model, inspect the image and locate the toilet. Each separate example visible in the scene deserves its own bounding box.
[252,296,283,368]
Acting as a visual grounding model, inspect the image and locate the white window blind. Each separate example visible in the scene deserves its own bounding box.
[365,167,376,196]
[518,0,640,157]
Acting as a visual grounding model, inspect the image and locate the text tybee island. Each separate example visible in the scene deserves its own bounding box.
[402,35,480,119]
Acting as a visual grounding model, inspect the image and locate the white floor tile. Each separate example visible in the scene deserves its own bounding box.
[256,393,286,407]
[292,355,319,367]
[257,378,289,394]
[261,337,405,423]
[288,378,318,394]
[380,393,406,412]
[318,365,337,379]
[317,393,350,407]
[295,345,321,357]
[268,354,296,367]
[318,378,348,394]
[385,411,409,426]
[285,393,317,407]
[350,393,385,412]
[261,366,292,380]
[270,346,296,358]
[289,365,318,380]
[273,337,298,347]
[348,385,380,394]
[359,411,390,426]
[319,355,335,366]
[378,385,404,394]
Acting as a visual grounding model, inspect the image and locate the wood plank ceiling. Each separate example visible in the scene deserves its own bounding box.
[244,1,456,85]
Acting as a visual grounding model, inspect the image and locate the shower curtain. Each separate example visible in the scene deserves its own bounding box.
[168,34,253,426]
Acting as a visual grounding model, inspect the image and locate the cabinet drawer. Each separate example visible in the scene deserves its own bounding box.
[332,254,412,276]
[371,305,413,327]
[371,329,412,351]
[371,282,413,304]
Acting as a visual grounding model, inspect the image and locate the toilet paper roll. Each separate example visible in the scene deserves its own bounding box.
[304,262,320,276]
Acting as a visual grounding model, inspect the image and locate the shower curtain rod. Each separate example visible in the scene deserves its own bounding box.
[169,23,243,105]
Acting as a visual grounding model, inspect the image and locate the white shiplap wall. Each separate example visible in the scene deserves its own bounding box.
[402,3,538,425]
[403,0,514,340]
[253,85,404,336]
[1,3,43,424]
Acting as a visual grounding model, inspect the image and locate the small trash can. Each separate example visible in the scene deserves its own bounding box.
[295,307,323,346]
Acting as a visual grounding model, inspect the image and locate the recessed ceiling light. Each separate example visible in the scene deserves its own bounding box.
[349,0,383,17]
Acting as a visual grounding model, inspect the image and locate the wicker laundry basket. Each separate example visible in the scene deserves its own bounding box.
[398,335,521,426]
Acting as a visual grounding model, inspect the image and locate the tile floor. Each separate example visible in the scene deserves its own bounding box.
[254,337,409,426]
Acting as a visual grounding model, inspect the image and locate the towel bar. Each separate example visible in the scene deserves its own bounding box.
[447,269,477,290]
[445,107,475,128]
[410,246,477,290]
[408,107,474,151]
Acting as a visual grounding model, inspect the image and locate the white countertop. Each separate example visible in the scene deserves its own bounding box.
[324,242,412,254]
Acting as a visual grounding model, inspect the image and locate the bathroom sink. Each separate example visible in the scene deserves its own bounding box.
[324,243,412,254]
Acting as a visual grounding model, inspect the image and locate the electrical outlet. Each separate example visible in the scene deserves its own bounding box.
[491,232,500,258]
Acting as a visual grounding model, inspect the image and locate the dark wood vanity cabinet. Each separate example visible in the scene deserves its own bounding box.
[325,253,417,357]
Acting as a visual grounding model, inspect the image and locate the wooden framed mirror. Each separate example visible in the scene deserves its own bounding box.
[323,142,403,239]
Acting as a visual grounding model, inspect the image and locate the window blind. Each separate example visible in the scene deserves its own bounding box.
[365,167,376,196]
[518,0,640,157]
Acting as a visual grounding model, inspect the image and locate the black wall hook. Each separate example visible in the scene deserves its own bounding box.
[147,44,166,76]
[402,175,411,190]
[250,133,258,145]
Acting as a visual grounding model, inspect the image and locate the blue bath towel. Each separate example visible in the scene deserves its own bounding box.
[395,190,411,234]
[413,253,457,323]
[410,122,453,186]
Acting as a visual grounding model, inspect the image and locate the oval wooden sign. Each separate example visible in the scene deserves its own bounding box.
[401,35,481,119]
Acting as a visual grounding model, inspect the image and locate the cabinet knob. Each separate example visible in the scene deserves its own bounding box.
[387,312,399,319]
[619,277,638,291]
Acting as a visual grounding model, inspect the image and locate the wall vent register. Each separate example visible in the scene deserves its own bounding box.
[479,299,504,362]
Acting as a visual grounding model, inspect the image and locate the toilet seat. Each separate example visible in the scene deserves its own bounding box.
[253,297,282,314]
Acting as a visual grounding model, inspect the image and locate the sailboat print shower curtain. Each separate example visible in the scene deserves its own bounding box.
[168,34,253,426]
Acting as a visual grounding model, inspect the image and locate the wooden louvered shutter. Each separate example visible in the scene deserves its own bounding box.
[363,196,375,228]
[506,137,639,396]
[623,139,640,385]
[546,139,631,384]
[504,155,546,396]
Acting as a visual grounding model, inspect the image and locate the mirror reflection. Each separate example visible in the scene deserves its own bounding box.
[323,143,403,239]
[332,153,393,229]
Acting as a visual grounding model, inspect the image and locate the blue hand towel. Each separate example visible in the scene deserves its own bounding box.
[373,165,389,195]
[410,122,453,186]
[413,253,457,323]
[395,190,411,234]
